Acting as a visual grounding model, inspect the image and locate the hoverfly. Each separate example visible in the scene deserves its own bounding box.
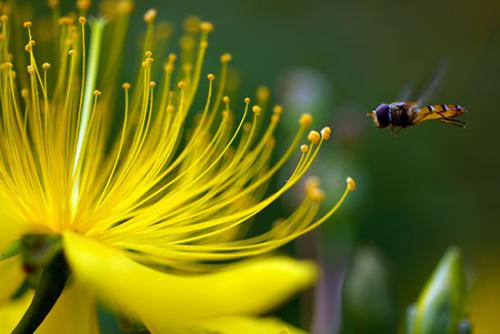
[368,64,467,134]
[368,101,466,133]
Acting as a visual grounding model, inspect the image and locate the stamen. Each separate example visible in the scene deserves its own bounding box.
[144,9,157,24]
[299,113,313,127]
[346,177,356,192]
[307,130,321,144]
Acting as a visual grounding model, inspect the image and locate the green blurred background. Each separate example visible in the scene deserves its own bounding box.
[30,0,500,332]
[127,0,500,333]
[131,0,499,333]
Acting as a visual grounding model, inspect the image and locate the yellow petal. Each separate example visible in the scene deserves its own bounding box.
[62,231,317,327]
[37,282,99,334]
[0,292,32,333]
[156,316,308,334]
[0,196,29,302]
[0,256,24,302]
[0,283,98,334]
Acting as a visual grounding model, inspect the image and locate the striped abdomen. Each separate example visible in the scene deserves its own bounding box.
[420,104,465,116]
[413,104,466,124]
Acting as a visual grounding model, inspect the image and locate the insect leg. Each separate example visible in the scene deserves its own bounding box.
[438,118,467,128]
[435,111,467,128]
[390,126,402,137]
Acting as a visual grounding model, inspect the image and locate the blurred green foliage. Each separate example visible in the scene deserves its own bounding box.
[408,247,467,334]
[131,0,500,332]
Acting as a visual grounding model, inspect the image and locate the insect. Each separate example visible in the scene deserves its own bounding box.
[367,101,467,134]
[368,62,467,134]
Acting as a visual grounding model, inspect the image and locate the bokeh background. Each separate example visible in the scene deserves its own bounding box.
[28,0,500,333]
[131,0,499,333]
[130,0,500,333]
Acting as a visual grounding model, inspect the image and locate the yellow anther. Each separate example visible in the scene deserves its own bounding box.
[93,90,102,96]
[183,16,200,32]
[182,63,192,72]
[149,81,156,88]
[145,51,153,58]
[27,65,35,75]
[76,0,91,11]
[222,96,230,104]
[299,113,313,127]
[48,0,60,7]
[222,110,229,118]
[42,62,51,70]
[122,82,131,90]
[207,74,215,81]
[168,53,177,62]
[220,53,232,64]
[200,41,209,49]
[309,188,325,202]
[144,9,157,23]
[307,130,321,144]
[21,89,29,98]
[346,177,356,192]
[180,36,195,50]
[321,126,331,140]
[23,21,32,28]
[244,97,251,104]
[166,105,174,113]
[58,16,75,26]
[164,63,174,72]
[24,43,33,52]
[252,105,262,114]
[117,0,134,14]
[78,16,87,24]
[300,144,309,153]
[271,114,280,123]
[178,81,185,89]
[0,62,13,71]
[273,105,283,114]
[305,176,320,191]
[256,86,270,101]
[199,21,214,33]
[68,49,76,56]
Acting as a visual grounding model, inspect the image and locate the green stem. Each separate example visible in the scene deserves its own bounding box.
[12,251,70,334]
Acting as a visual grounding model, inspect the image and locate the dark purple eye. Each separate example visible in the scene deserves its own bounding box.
[374,104,391,128]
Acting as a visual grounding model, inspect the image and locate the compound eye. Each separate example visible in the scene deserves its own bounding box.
[374,104,391,127]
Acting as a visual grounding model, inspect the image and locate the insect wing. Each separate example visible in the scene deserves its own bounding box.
[398,60,449,108]
[416,60,448,107]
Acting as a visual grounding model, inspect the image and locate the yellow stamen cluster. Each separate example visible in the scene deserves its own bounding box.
[0,3,354,271]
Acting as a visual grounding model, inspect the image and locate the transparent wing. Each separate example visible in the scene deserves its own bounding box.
[416,59,449,107]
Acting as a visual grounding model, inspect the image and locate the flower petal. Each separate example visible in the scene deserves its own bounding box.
[62,231,317,327]
[146,316,308,334]
[0,257,24,302]
[0,283,98,334]
[37,282,99,334]
[0,292,32,333]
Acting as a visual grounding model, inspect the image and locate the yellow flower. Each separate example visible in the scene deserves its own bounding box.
[0,0,355,332]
